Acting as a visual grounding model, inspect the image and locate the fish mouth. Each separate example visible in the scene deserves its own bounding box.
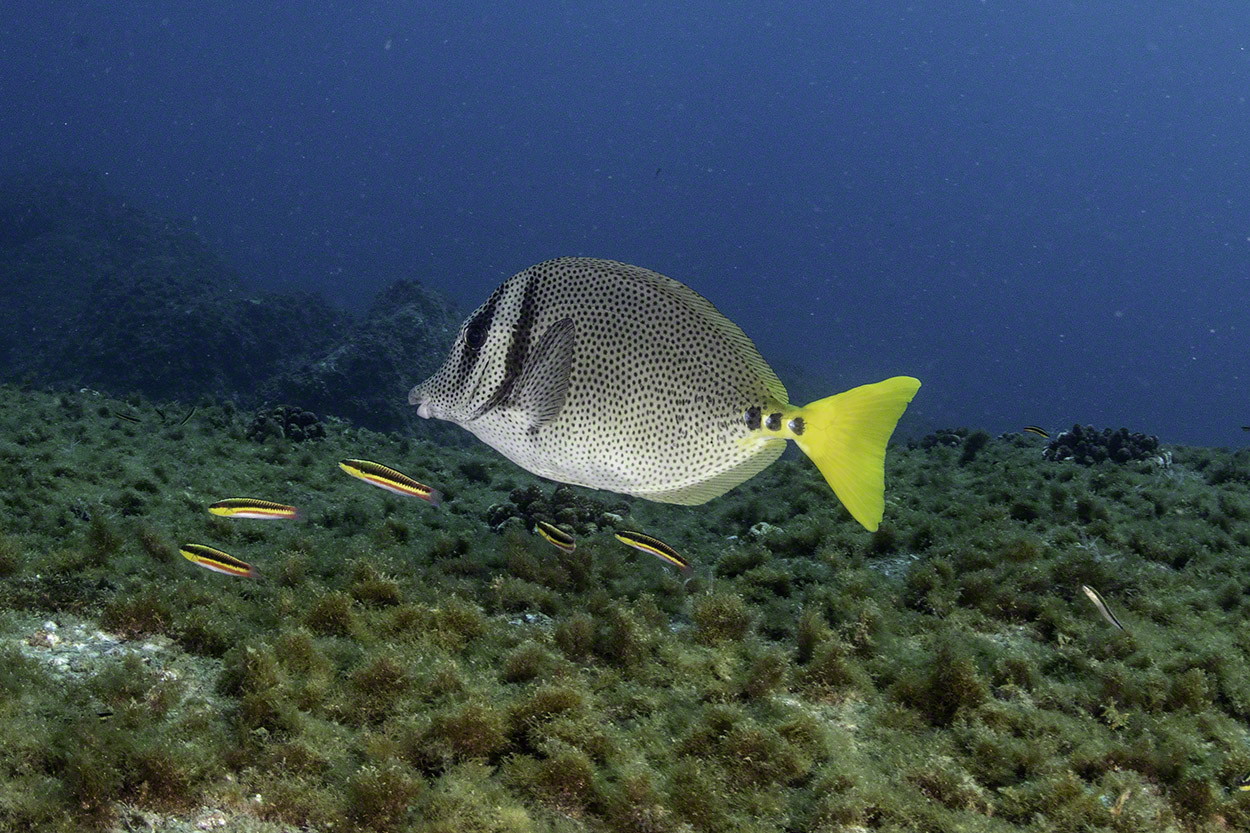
[407,385,433,419]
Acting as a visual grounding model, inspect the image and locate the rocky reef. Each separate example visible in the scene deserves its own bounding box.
[6,174,1250,833]
[0,172,462,435]
[0,172,347,404]
[259,278,464,436]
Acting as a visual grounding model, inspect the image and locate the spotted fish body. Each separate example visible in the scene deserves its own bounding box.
[410,258,919,529]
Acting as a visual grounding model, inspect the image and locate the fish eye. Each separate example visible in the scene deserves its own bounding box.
[464,320,488,350]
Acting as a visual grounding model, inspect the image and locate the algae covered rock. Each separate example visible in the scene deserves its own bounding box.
[0,172,464,436]
[259,277,464,435]
[0,172,346,403]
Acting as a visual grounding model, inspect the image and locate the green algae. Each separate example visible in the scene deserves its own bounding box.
[1,388,1250,830]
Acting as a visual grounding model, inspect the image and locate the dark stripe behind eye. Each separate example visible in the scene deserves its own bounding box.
[454,289,502,389]
[473,273,539,419]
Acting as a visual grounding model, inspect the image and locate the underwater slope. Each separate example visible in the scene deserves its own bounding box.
[0,173,468,437]
[0,389,1248,831]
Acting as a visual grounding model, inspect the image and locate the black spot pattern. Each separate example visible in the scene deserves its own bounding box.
[409,258,791,504]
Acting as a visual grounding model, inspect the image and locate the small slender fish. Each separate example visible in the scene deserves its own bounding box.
[112,411,142,423]
[1110,788,1132,817]
[339,459,442,505]
[534,520,576,552]
[1022,426,1050,439]
[1237,773,1250,792]
[1081,584,1125,631]
[209,498,303,521]
[614,530,692,574]
[178,406,196,426]
[180,544,255,578]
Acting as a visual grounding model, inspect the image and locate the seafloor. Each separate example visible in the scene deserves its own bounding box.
[1,385,1248,833]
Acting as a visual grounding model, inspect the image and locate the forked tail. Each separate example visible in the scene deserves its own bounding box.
[790,376,921,531]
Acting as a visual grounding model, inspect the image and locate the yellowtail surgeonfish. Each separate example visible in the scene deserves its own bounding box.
[180,544,255,578]
[534,520,576,552]
[339,459,442,505]
[209,498,303,521]
[408,258,919,530]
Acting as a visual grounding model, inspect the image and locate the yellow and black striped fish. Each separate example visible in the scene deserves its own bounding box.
[339,459,442,505]
[614,530,691,574]
[1081,584,1125,632]
[1022,426,1050,439]
[209,498,303,521]
[534,520,576,552]
[180,544,255,578]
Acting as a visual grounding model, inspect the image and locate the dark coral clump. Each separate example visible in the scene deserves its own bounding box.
[913,427,968,449]
[1042,424,1160,466]
[485,483,628,536]
[247,405,326,443]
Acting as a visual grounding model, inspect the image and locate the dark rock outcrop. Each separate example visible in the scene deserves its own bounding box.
[0,172,346,403]
[259,278,463,435]
[0,172,465,438]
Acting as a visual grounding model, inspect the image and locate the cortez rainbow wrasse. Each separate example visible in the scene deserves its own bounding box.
[614,530,691,574]
[339,459,442,505]
[180,544,255,578]
[1081,584,1125,632]
[409,258,918,531]
[208,498,303,521]
[1022,425,1050,439]
[534,520,576,552]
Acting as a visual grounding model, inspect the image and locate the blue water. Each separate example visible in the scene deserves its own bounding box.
[5,1,1249,446]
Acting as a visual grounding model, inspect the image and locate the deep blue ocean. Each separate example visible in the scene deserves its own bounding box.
[5,1,1249,446]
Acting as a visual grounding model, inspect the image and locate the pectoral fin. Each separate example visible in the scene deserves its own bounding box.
[513,317,575,433]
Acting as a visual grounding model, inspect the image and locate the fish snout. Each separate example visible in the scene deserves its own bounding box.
[408,386,433,419]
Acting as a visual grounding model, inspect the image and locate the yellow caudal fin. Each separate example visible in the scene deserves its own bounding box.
[791,376,921,531]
